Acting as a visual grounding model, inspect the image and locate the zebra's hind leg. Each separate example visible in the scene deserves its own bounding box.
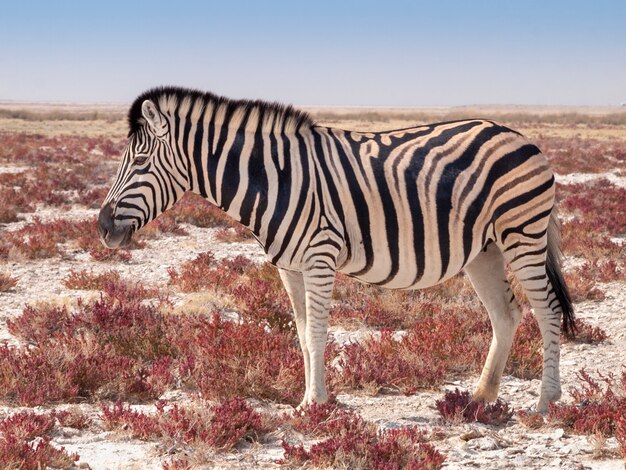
[465,242,523,402]
[503,247,563,412]
[278,268,310,410]
[499,211,573,412]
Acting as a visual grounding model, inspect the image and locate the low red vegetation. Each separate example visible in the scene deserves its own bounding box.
[0,410,56,441]
[333,305,605,395]
[517,410,545,429]
[506,313,543,380]
[0,410,79,470]
[162,459,192,470]
[166,192,234,228]
[1,280,302,405]
[331,273,479,331]
[214,225,253,243]
[558,181,626,262]
[172,312,304,404]
[2,295,176,405]
[101,398,269,451]
[0,272,18,291]
[168,252,247,293]
[0,187,34,222]
[565,259,625,302]
[282,402,445,469]
[4,217,133,261]
[138,216,188,239]
[169,252,294,331]
[507,313,607,379]
[331,304,490,394]
[0,133,125,213]
[548,369,626,457]
[436,389,512,425]
[539,136,626,174]
[0,133,124,165]
[564,272,606,303]
[55,409,92,430]
[63,269,121,290]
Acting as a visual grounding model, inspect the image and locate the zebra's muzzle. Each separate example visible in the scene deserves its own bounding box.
[98,202,133,249]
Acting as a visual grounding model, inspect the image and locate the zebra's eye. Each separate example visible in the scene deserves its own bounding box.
[134,155,149,165]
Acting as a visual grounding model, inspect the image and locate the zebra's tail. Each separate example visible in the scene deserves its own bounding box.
[546,208,576,337]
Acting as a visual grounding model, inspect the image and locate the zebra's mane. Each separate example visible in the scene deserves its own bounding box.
[127,86,314,136]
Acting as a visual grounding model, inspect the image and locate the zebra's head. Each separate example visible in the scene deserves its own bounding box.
[98,99,189,248]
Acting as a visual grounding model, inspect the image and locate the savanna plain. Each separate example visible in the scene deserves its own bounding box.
[0,102,625,469]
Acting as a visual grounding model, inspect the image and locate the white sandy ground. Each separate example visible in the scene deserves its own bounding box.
[0,173,625,469]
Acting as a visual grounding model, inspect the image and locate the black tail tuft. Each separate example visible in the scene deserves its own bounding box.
[546,210,576,337]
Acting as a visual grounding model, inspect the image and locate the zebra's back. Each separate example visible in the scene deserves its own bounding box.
[315,119,554,289]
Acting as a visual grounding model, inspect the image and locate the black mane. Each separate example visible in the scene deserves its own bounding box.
[127,86,314,136]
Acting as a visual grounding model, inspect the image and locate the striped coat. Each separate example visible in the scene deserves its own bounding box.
[99,87,573,411]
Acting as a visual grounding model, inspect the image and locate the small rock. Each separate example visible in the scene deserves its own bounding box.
[506,447,524,455]
[460,429,483,441]
[551,428,565,440]
[468,436,499,451]
[526,443,548,457]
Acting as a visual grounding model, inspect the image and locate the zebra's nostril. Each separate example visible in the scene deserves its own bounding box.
[97,202,115,239]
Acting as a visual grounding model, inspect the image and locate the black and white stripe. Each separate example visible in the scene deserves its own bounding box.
[100,87,574,411]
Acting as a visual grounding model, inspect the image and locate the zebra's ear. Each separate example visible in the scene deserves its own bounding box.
[141,100,168,137]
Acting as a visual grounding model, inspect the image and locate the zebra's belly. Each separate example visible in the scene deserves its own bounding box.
[337,234,483,290]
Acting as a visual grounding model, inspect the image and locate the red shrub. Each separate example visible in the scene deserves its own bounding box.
[169,253,293,330]
[331,296,409,330]
[506,313,543,380]
[63,269,121,290]
[0,133,126,212]
[564,272,606,303]
[102,398,267,451]
[214,225,252,242]
[5,217,134,261]
[436,389,512,425]
[288,402,362,437]
[0,435,79,470]
[548,369,626,440]
[617,417,626,458]
[2,290,305,406]
[517,410,545,429]
[539,137,626,174]
[0,410,79,470]
[88,244,133,262]
[0,272,18,292]
[173,313,304,404]
[162,459,192,470]
[0,187,34,222]
[138,216,188,239]
[282,404,444,469]
[332,304,490,394]
[0,411,56,441]
[101,400,162,439]
[568,318,608,344]
[230,279,294,331]
[1,297,175,405]
[55,409,92,430]
[168,252,254,293]
[204,397,265,449]
[167,192,233,227]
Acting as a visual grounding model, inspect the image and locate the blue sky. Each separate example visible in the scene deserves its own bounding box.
[1,0,625,106]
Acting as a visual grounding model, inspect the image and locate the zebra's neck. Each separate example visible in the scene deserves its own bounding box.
[176,100,317,248]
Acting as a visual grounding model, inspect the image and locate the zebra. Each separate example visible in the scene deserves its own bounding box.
[98,86,574,412]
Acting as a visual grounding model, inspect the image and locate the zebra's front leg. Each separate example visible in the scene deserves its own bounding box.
[301,262,336,406]
[278,268,310,409]
[465,242,523,402]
